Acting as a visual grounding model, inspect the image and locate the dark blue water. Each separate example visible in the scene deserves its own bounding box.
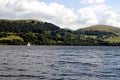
[0,46,120,80]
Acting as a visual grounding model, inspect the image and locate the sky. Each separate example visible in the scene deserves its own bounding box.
[0,0,120,30]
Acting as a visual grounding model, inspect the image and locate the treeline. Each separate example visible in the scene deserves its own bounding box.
[0,19,59,33]
[74,30,115,36]
[0,32,119,46]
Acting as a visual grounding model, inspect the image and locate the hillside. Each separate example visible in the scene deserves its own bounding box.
[75,25,120,36]
[81,25,120,33]
[0,19,77,45]
[0,19,120,45]
[0,19,60,33]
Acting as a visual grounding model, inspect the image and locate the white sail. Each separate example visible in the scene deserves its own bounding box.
[27,42,30,46]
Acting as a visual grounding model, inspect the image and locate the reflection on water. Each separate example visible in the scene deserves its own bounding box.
[0,46,120,80]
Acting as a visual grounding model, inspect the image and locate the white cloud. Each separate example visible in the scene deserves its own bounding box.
[0,0,119,30]
[76,8,98,25]
[0,0,77,29]
[87,4,111,13]
[80,0,105,4]
[101,11,120,27]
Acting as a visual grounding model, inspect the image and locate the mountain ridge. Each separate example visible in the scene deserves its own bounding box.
[78,25,120,33]
[75,25,120,36]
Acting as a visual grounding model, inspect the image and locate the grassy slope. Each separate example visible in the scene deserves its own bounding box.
[0,35,24,41]
[78,25,120,34]
[76,25,120,43]
[104,36,120,43]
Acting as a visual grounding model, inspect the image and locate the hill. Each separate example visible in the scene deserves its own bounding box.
[81,25,120,33]
[0,19,77,45]
[0,19,60,33]
[0,19,120,45]
[75,25,120,36]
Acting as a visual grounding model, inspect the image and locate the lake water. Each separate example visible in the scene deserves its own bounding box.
[0,46,120,80]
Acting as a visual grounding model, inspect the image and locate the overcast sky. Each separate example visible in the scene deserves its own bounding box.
[0,0,120,30]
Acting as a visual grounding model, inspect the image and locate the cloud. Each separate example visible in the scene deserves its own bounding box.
[76,8,98,25]
[0,0,77,29]
[0,0,119,30]
[80,0,105,4]
[87,4,111,13]
[101,11,120,27]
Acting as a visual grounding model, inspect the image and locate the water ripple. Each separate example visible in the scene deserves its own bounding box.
[0,46,119,80]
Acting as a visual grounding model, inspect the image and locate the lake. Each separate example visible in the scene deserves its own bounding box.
[0,46,120,80]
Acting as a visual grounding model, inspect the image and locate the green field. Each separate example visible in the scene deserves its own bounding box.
[0,35,23,41]
[104,36,120,43]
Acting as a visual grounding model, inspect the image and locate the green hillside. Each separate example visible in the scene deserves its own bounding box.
[104,36,120,43]
[0,19,120,46]
[0,19,77,45]
[81,25,120,33]
[75,25,120,36]
[0,19,60,33]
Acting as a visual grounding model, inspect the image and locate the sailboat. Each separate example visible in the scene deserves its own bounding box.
[27,42,31,46]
